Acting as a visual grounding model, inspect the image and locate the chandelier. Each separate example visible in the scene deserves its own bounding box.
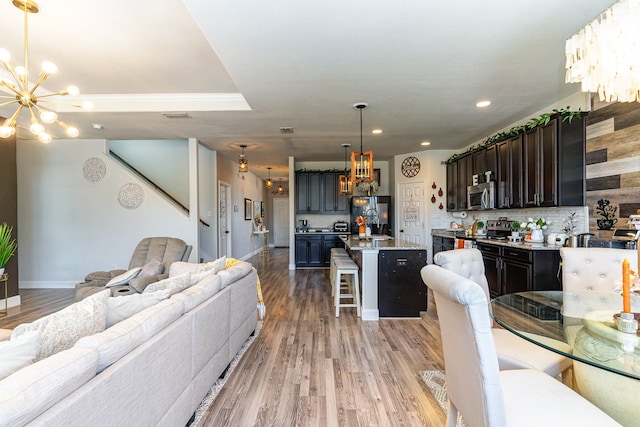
[272,179,289,195]
[265,167,273,188]
[350,102,373,183]
[565,0,640,103]
[0,0,92,142]
[238,144,248,172]
[339,143,352,195]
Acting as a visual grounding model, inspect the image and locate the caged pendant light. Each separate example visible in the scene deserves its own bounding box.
[238,144,248,173]
[265,167,273,188]
[339,143,352,195]
[0,0,93,142]
[350,102,373,183]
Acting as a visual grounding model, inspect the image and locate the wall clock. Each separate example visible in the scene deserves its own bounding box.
[401,156,420,178]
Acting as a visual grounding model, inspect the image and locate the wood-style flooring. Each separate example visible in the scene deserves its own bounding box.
[0,248,449,426]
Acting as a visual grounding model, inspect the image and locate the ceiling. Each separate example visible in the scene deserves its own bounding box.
[0,0,615,181]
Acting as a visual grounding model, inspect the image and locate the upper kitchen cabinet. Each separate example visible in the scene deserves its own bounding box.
[472,146,497,184]
[446,160,458,211]
[496,135,523,209]
[457,154,473,211]
[322,173,349,214]
[523,115,585,207]
[296,172,322,213]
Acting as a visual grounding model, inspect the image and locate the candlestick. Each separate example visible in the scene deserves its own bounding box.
[623,258,631,314]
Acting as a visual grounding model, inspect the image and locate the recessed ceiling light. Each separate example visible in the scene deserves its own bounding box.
[476,100,491,108]
[371,129,382,134]
[92,124,103,130]
[421,141,431,146]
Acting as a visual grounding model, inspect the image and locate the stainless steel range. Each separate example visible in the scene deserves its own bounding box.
[484,220,512,240]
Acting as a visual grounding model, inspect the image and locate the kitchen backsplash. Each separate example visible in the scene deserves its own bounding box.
[439,206,590,235]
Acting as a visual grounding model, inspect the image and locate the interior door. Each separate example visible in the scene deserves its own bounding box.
[397,181,425,244]
[218,181,232,258]
[273,197,290,247]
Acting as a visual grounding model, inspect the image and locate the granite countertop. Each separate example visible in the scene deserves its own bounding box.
[340,235,428,251]
[431,230,561,251]
[295,230,347,235]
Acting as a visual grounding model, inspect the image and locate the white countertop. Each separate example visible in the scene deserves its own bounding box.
[340,235,428,251]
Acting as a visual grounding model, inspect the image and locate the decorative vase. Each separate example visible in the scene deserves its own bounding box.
[0,267,4,275]
[530,229,544,242]
[597,219,616,230]
[511,231,520,237]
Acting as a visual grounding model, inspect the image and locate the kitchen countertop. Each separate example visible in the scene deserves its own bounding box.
[295,230,347,235]
[340,235,428,251]
[432,230,562,251]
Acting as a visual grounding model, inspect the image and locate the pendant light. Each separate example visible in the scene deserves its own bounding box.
[350,102,373,183]
[265,167,273,188]
[339,143,352,195]
[238,144,248,173]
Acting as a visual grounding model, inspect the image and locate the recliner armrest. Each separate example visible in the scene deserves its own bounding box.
[84,270,126,282]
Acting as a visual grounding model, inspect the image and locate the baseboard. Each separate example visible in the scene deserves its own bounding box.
[361,308,380,321]
[20,281,76,289]
[2,294,21,309]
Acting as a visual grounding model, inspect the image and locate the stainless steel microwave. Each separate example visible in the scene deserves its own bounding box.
[467,181,495,210]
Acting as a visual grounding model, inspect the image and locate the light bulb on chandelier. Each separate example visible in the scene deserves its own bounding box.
[0,0,92,142]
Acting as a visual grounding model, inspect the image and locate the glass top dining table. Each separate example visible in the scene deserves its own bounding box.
[490,290,640,381]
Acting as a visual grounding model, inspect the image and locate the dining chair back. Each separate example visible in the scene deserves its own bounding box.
[421,264,622,427]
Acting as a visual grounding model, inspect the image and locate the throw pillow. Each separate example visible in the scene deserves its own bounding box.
[105,267,142,287]
[140,258,164,276]
[212,256,226,274]
[143,272,191,296]
[169,261,215,278]
[0,331,42,380]
[12,289,110,361]
[106,289,171,328]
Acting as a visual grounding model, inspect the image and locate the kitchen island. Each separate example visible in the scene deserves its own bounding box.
[339,235,428,320]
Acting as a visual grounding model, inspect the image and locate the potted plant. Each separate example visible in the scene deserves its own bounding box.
[0,222,17,275]
[510,221,521,237]
[476,220,486,236]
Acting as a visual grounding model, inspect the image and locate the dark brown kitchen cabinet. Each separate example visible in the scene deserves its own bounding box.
[457,155,473,211]
[496,135,523,209]
[432,235,454,256]
[478,242,561,298]
[446,160,458,211]
[472,146,497,183]
[322,173,349,214]
[296,172,322,213]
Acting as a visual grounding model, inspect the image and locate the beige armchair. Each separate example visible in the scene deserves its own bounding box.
[75,237,192,300]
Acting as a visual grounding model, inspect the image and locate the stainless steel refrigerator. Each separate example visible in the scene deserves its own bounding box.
[350,196,392,236]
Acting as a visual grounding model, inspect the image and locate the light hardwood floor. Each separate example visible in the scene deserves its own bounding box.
[0,248,449,426]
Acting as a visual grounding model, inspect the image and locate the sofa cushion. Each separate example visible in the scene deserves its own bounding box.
[0,346,98,427]
[12,289,110,361]
[140,258,164,276]
[75,298,184,372]
[143,272,191,296]
[218,261,253,289]
[0,331,41,381]
[171,273,222,313]
[106,289,171,327]
[106,267,142,287]
[129,274,165,293]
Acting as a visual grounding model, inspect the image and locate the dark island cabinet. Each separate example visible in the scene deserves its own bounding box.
[378,250,428,317]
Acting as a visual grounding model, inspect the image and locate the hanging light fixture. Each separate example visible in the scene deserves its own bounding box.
[350,102,373,183]
[565,0,640,103]
[0,0,93,142]
[339,143,352,195]
[265,167,273,188]
[238,144,248,172]
[272,178,289,195]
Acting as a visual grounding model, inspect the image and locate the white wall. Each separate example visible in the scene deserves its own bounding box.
[198,146,217,261]
[16,138,198,288]
[216,152,268,260]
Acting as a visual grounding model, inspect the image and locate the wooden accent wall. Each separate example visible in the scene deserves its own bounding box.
[586,97,640,237]
[0,117,18,299]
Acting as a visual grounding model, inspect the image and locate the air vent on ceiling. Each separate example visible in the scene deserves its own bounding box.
[280,127,294,134]
[161,112,192,119]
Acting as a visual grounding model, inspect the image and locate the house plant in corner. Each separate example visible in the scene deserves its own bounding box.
[0,222,17,275]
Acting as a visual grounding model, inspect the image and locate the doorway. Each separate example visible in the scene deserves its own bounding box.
[273,197,290,247]
[218,181,232,257]
[397,181,425,245]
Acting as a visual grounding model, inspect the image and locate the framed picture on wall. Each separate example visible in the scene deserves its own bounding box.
[244,198,252,220]
[374,168,381,184]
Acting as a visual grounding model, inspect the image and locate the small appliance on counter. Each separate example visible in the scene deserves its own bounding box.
[298,219,309,232]
[483,220,512,240]
[333,220,349,232]
[588,229,640,249]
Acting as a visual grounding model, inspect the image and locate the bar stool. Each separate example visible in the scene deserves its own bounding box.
[333,258,360,317]
[330,248,350,296]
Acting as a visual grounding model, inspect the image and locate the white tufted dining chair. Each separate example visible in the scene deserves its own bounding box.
[420,264,621,427]
[434,249,572,378]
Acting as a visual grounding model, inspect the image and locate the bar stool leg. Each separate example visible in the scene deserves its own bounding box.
[353,270,361,317]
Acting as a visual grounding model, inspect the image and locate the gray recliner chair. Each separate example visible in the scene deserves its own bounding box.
[75,237,192,300]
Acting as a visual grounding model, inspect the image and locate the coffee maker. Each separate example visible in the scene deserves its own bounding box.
[299,219,309,232]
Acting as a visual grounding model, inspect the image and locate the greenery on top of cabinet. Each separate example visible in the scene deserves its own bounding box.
[296,168,349,173]
[442,107,584,165]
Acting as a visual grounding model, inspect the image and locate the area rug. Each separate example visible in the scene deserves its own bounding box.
[189,321,262,426]
[420,370,469,427]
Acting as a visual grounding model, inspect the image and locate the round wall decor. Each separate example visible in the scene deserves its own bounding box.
[401,156,421,178]
[118,183,145,210]
[82,157,107,183]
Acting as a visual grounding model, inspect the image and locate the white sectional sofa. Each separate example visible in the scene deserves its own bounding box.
[0,259,258,427]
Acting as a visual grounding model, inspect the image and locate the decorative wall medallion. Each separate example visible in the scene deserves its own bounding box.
[401,156,421,178]
[118,183,145,210]
[82,157,107,183]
